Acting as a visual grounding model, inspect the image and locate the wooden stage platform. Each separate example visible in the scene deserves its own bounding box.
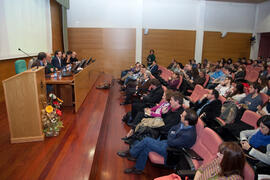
[0,74,173,180]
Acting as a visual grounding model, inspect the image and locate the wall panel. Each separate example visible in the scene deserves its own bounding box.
[68,28,136,77]
[202,31,252,62]
[142,29,196,66]
[50,0,63,52]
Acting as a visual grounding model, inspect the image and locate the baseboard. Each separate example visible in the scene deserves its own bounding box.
[11,134,44,143]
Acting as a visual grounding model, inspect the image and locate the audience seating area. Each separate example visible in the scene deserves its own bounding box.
[118,57,270,180]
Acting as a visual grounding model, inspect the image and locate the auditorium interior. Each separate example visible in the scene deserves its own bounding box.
[0,0,270,179]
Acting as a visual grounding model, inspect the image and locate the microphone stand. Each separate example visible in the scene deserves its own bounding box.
[18,48,33,57]
[17,48,37,69]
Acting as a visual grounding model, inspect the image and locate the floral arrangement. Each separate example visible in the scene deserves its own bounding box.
[41,93,64,137]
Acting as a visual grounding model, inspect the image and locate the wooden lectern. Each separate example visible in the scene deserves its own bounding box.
[3,67,46,143]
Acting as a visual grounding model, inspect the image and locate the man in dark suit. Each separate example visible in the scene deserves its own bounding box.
[31,52,46,68]
[52,50,63,70]
[193,89,222,128]
[131,79,164,119]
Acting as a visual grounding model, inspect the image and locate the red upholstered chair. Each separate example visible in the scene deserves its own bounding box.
[176,76,183,90]
[246,65,253,72]
[245,70,259,82]
[260,93,269,105]
[149,118,205,166]
[203,74,210,88]
[243,162,255,180]
[231,73,235,80]
[240,110,261,128]
[189,127,223,168]
[254,66,262,72]
[217,110,261,128]
[154,173,182,180]
[189,85,207,103]
[149,127,223,171]
[218,95,226,104]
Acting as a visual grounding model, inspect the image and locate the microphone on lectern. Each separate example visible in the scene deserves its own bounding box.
[18,48,37,69]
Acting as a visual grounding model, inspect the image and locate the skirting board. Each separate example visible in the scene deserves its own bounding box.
[11,135,44,144]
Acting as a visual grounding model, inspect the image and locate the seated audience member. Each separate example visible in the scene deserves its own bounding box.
[194,142,245,180]
[259,65,269,79]
[130,79,164,119]
[31,52,47,68]
[260,79,270,96]
[136,71,152,95]
[70,51,78,64]
[227,83,246,102]
[181,71,206,94]
[191,59,197,69]
[120,62,140,79]
[193,71,206,86]
[148,60,158,76]
[44,53,55,74]
[207,66,230,89]
[202,58,208,69]
[62,51,66,62]
[227,58,232,65]
[234,65,246,82]
[63,50,72,66]
[121,70,151,105]
[192,89,222,128]
[171,63,182,74]
[121,63,141,86]
[167,58,177,70]
[167,72,180,90]
[52,50,63,70]
[124,92,184,145]
[146,49,156,67]
[240,115,270,177]
[215,77,232,97]
[117,108,198,174]
[238,82,262,112]
[149,92,184,136]
[257,98,270,116]
[122,90,173,138]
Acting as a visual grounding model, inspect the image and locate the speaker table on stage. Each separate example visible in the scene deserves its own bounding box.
[2,67,47,143]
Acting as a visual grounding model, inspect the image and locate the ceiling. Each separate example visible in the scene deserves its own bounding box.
[206,0,268,3]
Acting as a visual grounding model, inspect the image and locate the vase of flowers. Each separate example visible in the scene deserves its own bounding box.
[42,93,64,137]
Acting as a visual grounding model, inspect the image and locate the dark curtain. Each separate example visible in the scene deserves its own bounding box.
[258,33,270,58]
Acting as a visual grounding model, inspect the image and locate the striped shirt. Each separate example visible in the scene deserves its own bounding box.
[197,157,243,180]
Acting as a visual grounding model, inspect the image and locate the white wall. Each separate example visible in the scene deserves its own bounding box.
[142,0,198,30]
[67,0,266,62]
[67,0,139,28]
[256,0,270,33]
[204,1,256,33]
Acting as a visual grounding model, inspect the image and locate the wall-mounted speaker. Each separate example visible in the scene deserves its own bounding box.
[221,31,227,38]
[144,28,149,35]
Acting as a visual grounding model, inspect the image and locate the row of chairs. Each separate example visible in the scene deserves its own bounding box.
[150,118,255,179]
[147,67,269,179]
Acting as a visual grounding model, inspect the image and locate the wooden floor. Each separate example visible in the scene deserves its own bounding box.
[0,74,173,180]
